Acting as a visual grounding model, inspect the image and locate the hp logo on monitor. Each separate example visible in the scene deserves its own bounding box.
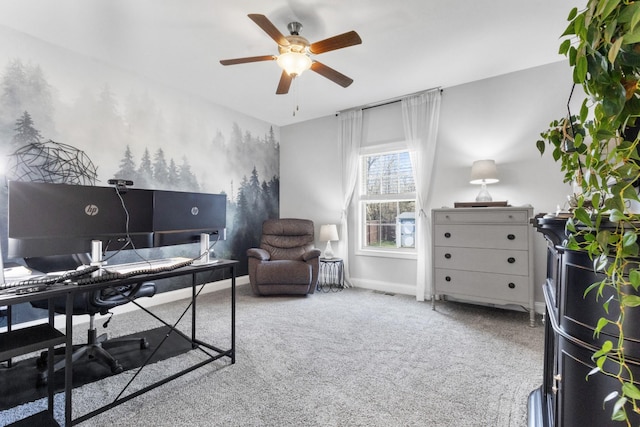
[85,204,99,216]
[191,206,199,216]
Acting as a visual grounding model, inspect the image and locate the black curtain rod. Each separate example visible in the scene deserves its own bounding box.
[362,99,400,110]
[337,88,444,115]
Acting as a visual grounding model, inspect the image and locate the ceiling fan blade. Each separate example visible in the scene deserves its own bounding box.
[276,71,293,94]
[220,55,276,66]
[248,14,290,47]
[310,61,354,88]
[309,31,362,55]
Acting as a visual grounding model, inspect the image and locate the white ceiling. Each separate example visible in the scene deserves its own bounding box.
[0,0,580,127]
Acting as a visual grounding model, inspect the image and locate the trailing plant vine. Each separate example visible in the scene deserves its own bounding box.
[537,0,640,423]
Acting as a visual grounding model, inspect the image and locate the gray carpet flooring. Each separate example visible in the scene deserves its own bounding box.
[1,285,543,426]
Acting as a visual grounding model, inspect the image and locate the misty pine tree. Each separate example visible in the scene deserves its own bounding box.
[0,60,55,141]
[1,60,27,110]
[267,175,280,218]
[12,111,42,148]
[114,145,138,184]
[138,147,153,187]
[230,176,251,266]
[262,176,279,219]
[247,166,263,211]
[177,156,199,192]
[153,148,169,186]
[168,159,179,188]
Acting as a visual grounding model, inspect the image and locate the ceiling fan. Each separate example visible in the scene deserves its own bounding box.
[220,14,362,95]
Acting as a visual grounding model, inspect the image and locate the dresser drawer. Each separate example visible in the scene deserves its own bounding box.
[433,209,528,224]
[434,269,529,304]
[434,224,529,250]
[434,246,528,275]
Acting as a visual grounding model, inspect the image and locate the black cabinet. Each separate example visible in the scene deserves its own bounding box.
[529,216,640,426]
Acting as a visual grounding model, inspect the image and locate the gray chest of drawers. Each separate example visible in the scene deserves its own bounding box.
[431,206,535,326]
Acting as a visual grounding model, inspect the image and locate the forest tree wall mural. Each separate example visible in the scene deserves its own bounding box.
[0,30,280,321]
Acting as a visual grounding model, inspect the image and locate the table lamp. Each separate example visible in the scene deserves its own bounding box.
[319,224,339,259]
[470,159,499,202]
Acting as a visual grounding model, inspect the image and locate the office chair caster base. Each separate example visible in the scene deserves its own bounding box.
[36,355,47,370]
[110,362,124,374]
[36,372,48,387]
[36,348,64,370]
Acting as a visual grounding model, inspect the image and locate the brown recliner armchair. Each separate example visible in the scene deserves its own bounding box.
[247,218,321,295]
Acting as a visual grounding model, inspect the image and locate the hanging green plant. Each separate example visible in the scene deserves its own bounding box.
[537,0,640,423]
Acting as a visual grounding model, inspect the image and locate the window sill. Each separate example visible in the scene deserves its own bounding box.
[355,248,417,260]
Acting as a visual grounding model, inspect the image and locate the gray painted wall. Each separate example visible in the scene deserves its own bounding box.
[280,60,580,309]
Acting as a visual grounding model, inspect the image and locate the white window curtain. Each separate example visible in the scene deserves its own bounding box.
[401,89,441,301]
[339,109,363,287]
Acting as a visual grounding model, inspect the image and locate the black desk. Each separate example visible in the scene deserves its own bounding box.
[0,259,237,426]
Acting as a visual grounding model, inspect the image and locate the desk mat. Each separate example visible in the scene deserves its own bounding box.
[0,326,192,410]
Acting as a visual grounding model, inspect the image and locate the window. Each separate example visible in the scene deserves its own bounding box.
[359,149,416,255]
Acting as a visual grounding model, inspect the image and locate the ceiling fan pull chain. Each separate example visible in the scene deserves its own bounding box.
[293,77,300,116]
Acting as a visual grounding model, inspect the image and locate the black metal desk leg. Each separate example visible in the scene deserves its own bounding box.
[47,303,55,413]
[65,291,73,426]
[6,306,12,368]
[231,265,235,364]
[191,272,197,349]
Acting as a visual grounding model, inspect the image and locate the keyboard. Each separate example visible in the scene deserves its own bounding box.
[0,258,195,291]
[105,257,194,274]
[0,265,100,295]
[73,257,194,286]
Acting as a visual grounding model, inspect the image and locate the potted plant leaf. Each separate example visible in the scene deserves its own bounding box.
[536,1,640,424]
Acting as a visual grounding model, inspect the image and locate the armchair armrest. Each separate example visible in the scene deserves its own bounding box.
[303,248,322,261]
[247,248,271,261]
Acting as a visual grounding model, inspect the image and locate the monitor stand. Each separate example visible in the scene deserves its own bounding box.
[0,237,4,285]
[90,240,106,275]
[193,233,219,265]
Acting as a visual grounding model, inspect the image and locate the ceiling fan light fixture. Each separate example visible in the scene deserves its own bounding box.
[220,14,361,94]
[276,52,312,77]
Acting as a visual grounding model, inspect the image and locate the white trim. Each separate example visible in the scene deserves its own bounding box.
[354,248,417,260]
[359,141,408,155]
[349,277,420,297]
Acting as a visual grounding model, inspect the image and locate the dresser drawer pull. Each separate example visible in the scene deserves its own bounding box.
[508,282,516,289]
[444,253,452,259]
[444,232,451,238]
[445,276,451,282]
[508,257,516,264]
[507,234,516,240]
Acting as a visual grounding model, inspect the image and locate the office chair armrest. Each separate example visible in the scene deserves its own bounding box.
[303,248,322,261]
[247,248,271,261]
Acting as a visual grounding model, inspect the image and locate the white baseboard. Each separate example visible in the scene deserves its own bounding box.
[349,277,547,316]
[348,277,417,297]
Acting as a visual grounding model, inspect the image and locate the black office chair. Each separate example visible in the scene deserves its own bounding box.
[26,254,157,386]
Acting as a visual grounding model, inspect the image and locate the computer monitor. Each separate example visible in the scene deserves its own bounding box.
[152,190,227,247]
[7,181,154,258]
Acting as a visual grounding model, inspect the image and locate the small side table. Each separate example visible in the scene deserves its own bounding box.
[318,257,344,292]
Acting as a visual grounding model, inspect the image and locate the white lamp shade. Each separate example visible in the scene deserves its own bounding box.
[276,52,312,77]
[470,159,499,184]
[319,224,339,242]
